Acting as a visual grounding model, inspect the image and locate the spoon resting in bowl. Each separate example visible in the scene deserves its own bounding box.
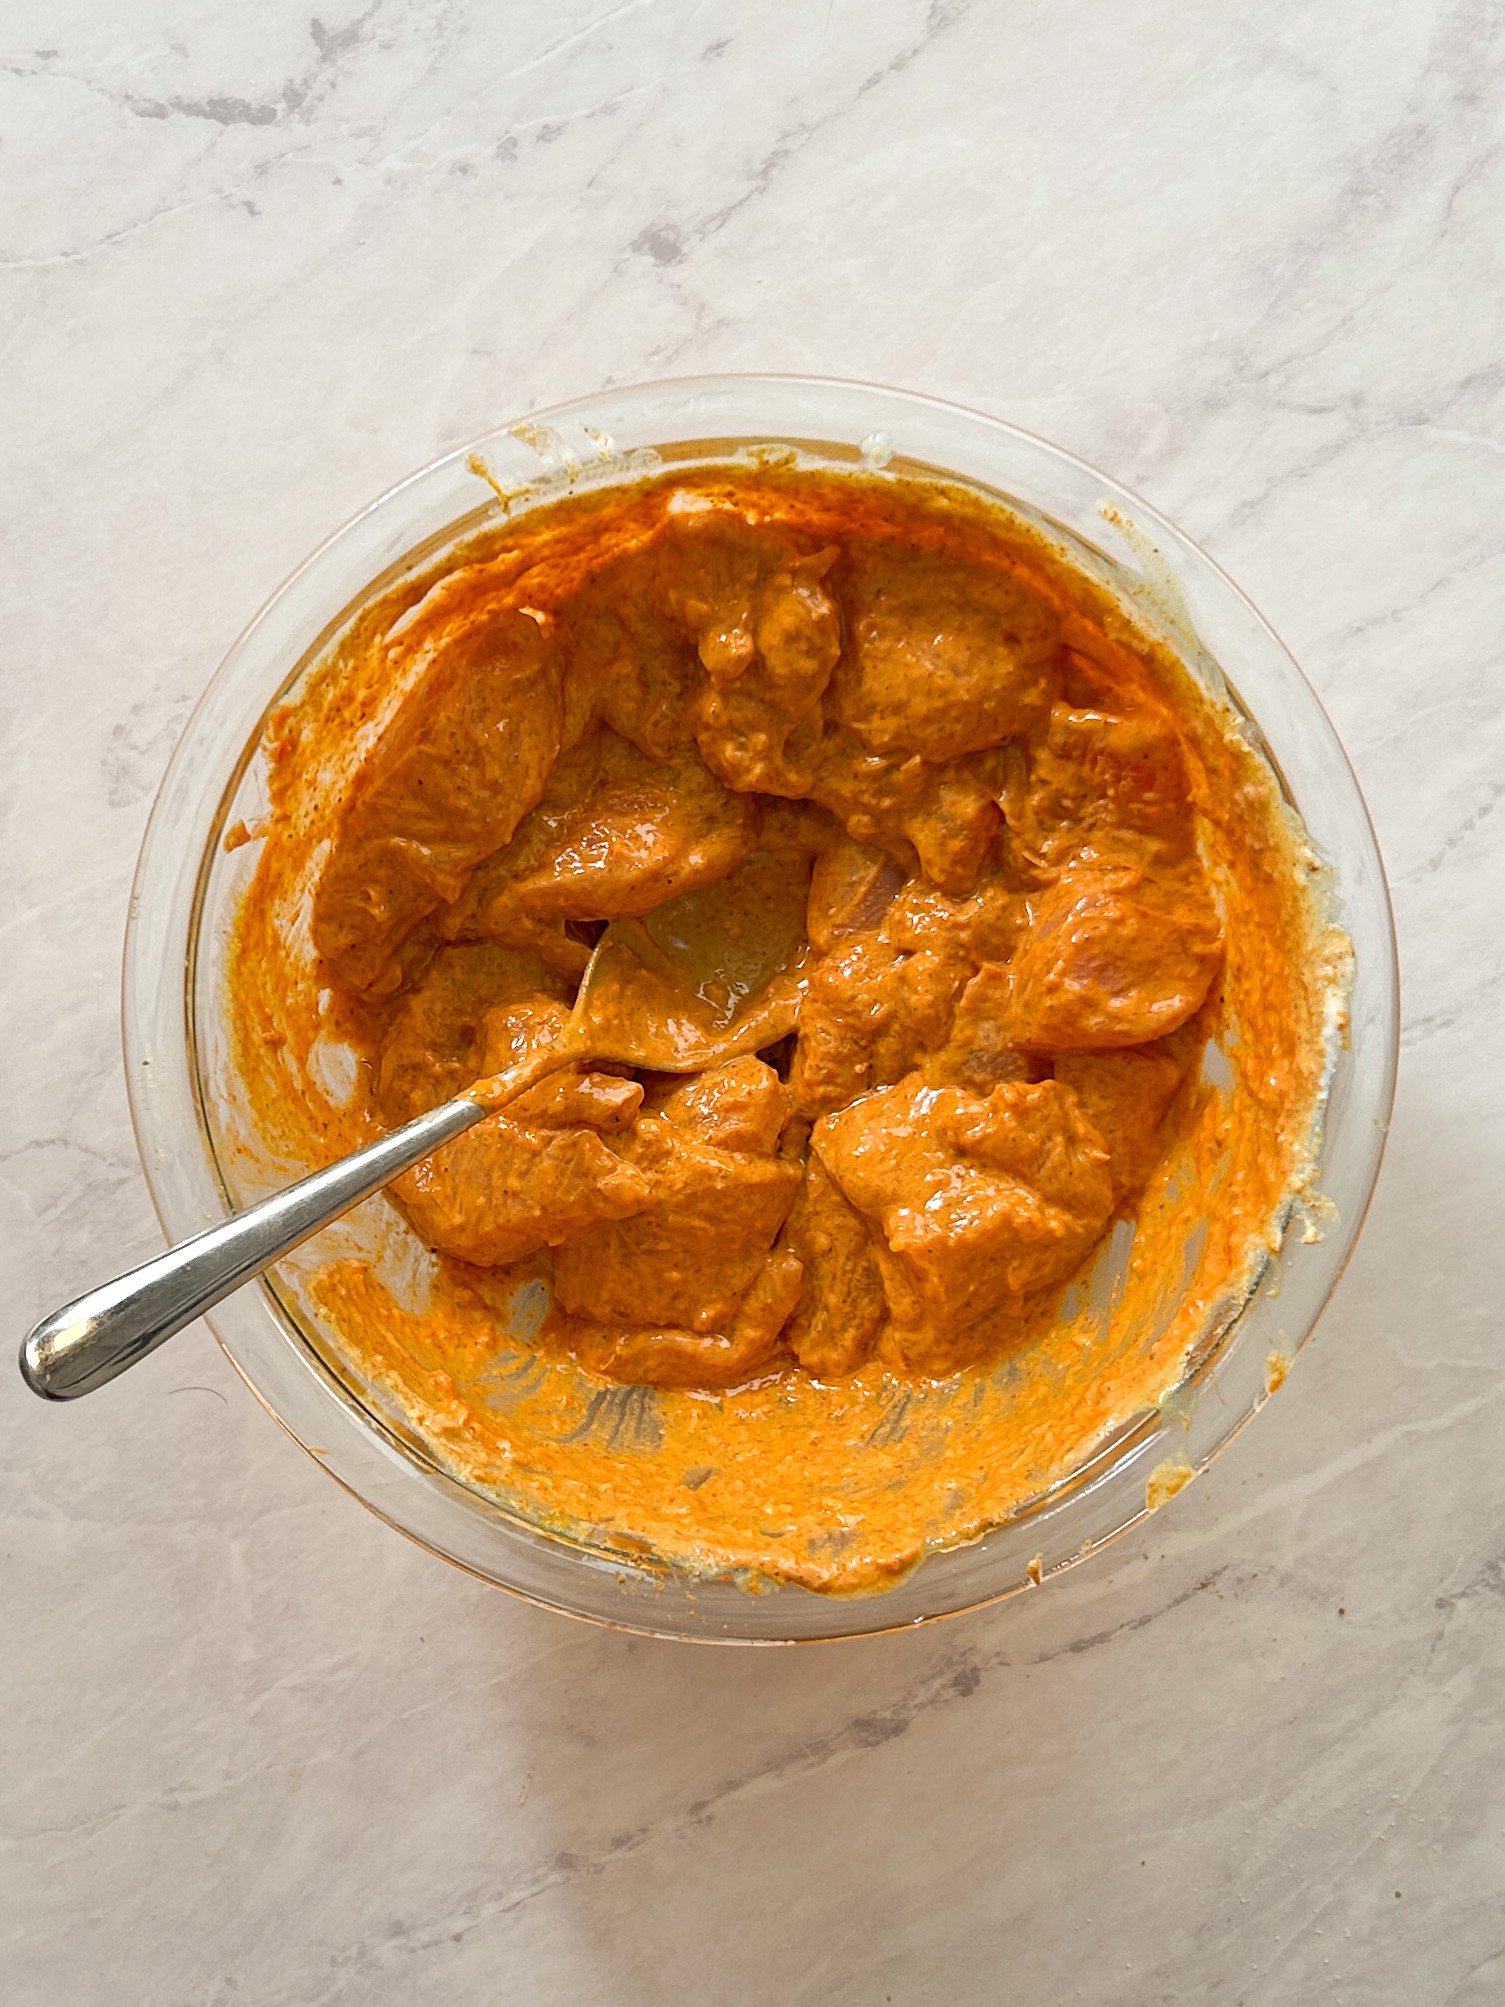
[20,850,809,1400]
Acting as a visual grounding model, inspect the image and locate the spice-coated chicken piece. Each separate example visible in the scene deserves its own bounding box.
[385,996,649,1268]
[373,942,572,1124]
[814,1075,1114,1376]
[830,540,1061,760]
[781,1155,888,1379]
[311,604,562,995]
[441,727,759,934]
[1006,860,1222,1050]
[549,1058,804,1388]
[1052,1045,1185,1206]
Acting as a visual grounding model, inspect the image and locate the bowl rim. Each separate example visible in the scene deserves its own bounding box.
[121,369,1400,1642]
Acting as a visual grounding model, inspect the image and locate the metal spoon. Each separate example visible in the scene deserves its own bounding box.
[20,852,809,1401]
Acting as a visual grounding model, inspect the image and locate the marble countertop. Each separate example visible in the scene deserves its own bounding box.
[4,3,1501,2000]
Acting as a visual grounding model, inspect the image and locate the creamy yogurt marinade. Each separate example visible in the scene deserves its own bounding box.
[226,464,1339,1592]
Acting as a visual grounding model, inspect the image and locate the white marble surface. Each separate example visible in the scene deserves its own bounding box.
[2,2,1502,1999]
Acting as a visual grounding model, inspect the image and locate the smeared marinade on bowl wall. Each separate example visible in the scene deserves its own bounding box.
[224,461,1342,1594]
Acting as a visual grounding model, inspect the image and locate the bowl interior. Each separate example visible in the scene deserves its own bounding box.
[124,376,1397,1640]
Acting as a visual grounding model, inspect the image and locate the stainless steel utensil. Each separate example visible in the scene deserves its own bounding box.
[20,861,807,1400]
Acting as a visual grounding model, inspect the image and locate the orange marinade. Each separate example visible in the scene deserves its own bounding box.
[226,464,1339,1592]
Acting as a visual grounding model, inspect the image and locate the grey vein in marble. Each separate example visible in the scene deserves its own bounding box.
[3,2,1504,2001]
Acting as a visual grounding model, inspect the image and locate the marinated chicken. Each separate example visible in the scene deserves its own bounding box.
[266,469,1241,1391]
[228,461,1337,1592]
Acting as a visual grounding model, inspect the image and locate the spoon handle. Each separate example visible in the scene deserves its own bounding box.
[19,1095,485,1401]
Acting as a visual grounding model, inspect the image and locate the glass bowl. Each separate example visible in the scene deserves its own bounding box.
[123,374,1398,1642]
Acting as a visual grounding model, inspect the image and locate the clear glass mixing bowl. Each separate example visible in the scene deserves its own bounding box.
[123,375,1398,1641]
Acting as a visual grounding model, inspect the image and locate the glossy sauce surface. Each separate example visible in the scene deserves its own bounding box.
[225,464,1337,1592]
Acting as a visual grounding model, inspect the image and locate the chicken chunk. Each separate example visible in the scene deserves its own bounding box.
[781,1155,887,1378]
[392,1117,650,1269]
[809,738,1005,897]
[565,548,702,760]
[1011,703,1200,869]
[790,863,1017,1120]
[1053,1045,1185,1205]
[830,542,1060,760]
[814,1075,1113,1374]
[386,996,649,1267]
[1006,861,1222,1051]
[564,1249,804,1390]
[565,513,842,793]
[549,1059,802,1384]
[881,872,1023,962]
[668,518,841,796]
[553,1112,800,1332]
[923,963,1037,1094]
[646,1054,792,1155]
[905,758,1007,893]
[373,942,570,1124]
[789,932,972,1118]
[443,727,759,934]
[312,604,562,994]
